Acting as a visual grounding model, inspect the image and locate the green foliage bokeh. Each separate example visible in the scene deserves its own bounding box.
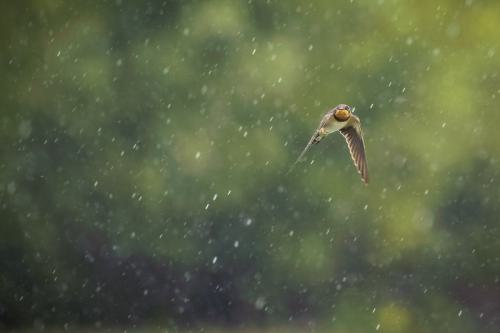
[1,1,500,332]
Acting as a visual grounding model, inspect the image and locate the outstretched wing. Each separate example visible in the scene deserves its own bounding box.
[287,112,333,174]
[287,130,320,174]
[339,115,369,183]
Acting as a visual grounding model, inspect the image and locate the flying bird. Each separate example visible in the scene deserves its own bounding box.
[289,104,369,183]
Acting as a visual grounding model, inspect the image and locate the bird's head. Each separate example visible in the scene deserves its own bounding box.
[333,104,352,122]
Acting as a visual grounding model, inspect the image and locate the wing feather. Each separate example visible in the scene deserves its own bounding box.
[339,116,369,183]
[287,111,334,174]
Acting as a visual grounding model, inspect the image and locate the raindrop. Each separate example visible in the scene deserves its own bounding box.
[7,182,16,195]
[255,296,266,310]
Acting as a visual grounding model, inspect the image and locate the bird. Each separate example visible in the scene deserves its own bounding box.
[289,104,369,183]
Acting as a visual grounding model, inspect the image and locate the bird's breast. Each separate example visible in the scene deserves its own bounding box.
[323,119,345,134]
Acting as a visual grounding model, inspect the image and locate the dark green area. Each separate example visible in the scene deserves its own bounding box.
[1,1,500,332]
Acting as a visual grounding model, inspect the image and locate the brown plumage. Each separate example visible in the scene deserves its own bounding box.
[339,116,369,183]
[288,104,369,183]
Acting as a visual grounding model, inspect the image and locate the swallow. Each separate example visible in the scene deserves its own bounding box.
[289,104,369,183]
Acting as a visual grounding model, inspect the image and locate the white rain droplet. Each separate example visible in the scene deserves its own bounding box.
[205,203,210,210]
[195,151,201,159]
[245,218,253,226]
[458,310,463,317]
[255,296,266,310]
[116,59,123,66]
[251,49,256,55]
[7,182,16,194]
[442,122,447,128]
[212,256,218,264]
[227,190,232,196]
[18,120,32,139]
[234,241,239,248]
[94,181,99,187]
[376,323,381,331]
[213,193,218,201]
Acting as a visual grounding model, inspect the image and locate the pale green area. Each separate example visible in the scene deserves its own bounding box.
[1,1,500,332]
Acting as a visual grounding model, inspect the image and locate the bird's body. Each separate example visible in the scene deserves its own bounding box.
[289,104,369,183]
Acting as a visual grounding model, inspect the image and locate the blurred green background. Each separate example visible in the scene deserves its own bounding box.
[2,0,500,332]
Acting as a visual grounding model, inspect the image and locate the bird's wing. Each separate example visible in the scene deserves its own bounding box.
[287,112,333,174]
[339,115,369,183]
[292,130,319,168]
